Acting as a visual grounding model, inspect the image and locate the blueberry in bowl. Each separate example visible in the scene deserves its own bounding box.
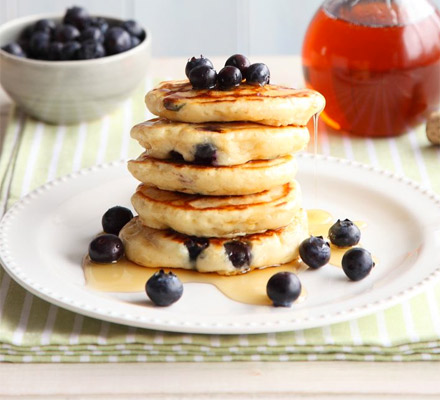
[0,7,151,124]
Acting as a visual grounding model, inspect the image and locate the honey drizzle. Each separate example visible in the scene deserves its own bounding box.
[83,209,367,305]
[83,256,307,306]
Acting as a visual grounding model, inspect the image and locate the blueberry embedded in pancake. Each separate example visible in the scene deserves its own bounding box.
[145,80,325,126]
[130,118,309,166]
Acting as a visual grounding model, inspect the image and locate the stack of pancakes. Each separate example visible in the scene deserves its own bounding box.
[120,80,325,275]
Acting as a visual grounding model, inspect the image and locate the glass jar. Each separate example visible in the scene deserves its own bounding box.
[302,0,440,137]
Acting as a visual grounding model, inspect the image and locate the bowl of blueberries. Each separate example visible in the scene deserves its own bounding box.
[0,6,151,124]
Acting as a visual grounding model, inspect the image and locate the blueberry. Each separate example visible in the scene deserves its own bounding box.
[217,66,242,90]
[169,150,185,162]
[20,25,34,41]
[189,65,217,90]
[224,241,251,268]
[60,41,81,60]
[77,40,106,59]
[89,17,109,34]
[342,248,374,281]
[194,143,217,165]
[29,31,50,59]
[33,19,56,35]
[146,270,183,306]
[246,63,270,86]
[47,42,64,61]
[328,219,361,247]
[63,6,90,30]
[299,236,331,269]
[225,54,250,76]
[121,20,145,39]
[104,27,132,55]
[18,39,30,55]
[1,43,26,58]
[80,27,104,42]
[184,237,209,262]
[54,24,81,43]
[130,36,141,48]
[266,272,302,307]
[102,206,133,235]
[88,234,124,263]
[185,55,214,78]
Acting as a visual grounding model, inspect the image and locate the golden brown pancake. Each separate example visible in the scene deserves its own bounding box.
[131,181,302,237]
[130,118,309,166]
[128,153,298,195]
[120,211,308,275]
[145,80,325,126]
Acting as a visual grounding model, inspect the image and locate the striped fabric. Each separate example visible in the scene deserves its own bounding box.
[0,77,440,363]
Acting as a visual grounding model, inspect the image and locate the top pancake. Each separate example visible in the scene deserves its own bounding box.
[145,80,326,126]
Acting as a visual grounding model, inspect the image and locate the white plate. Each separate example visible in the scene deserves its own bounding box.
[1,154,440,334]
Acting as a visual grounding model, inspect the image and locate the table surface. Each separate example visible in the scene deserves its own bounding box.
[0,56,439,399]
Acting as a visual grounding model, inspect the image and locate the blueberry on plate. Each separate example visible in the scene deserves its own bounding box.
[60,40,81,60]
[33,19,56,35]
[121,20,145,39]
[266,271,302,307]
[217,66,242,90]
[29,31,50,59]
[299,235,331,269]
[80,26,104,42]
[88,234,124,263]
[102,206,133,235]
[1,43,26,58]
[185,55,214,78]
[63,6,90,30]
[47,42,64,61]
[246,63,270,86]
[194,143,217,165]
[146,270,183,306]
[225,54,250,76]
[76,40,106,59]
[189,65,217,90]
[104,27,132,55]
[54,24,81,43]
[342,248,374,281]
[328,219,361,247]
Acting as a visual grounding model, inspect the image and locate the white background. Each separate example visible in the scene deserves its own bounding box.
[2,0,440,57]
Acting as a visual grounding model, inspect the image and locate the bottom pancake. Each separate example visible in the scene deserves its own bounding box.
[119,210,308,275]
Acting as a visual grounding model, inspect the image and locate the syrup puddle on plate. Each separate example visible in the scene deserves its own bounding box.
[83,209,367,306]
[83,256,307,306]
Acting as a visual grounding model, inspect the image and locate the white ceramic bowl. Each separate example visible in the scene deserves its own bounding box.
[0,14,151,124]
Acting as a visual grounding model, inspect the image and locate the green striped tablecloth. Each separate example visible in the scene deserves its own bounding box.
[1,79,440,363]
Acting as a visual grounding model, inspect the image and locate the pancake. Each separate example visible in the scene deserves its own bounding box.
[131,181,301,237]
[119,211,308,275]
[145,80,325,126]
[130,118,309,166]
[128,153,298,196]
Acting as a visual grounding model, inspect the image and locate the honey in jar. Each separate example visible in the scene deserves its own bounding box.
[302,0,440,137]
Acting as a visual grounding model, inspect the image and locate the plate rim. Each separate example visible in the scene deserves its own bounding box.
[1,153,440,334]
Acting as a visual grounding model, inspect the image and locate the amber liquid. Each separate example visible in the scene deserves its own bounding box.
[302,5,440,137]
[83,210,368,306]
